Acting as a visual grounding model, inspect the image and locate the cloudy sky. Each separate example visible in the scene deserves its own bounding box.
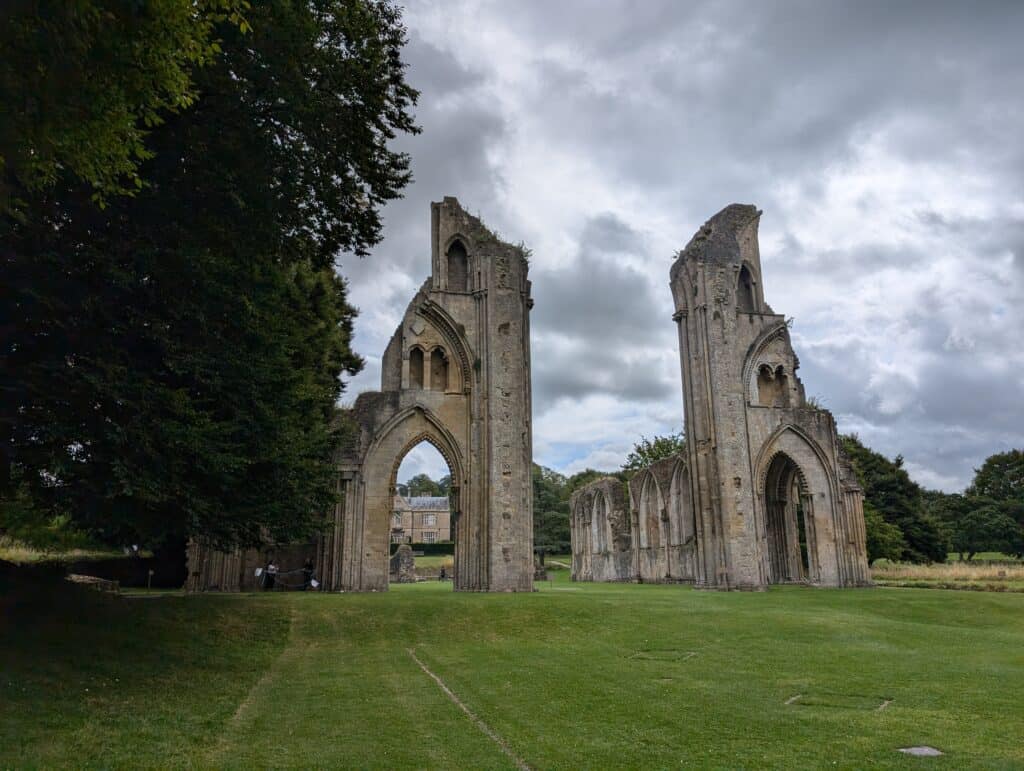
[338,0,1024,492]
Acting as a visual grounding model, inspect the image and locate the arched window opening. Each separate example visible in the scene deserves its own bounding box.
[447,240,469,292]
[393,440,455,587]
[737,264,757,313]
[763,453,811,583]
[757,364,774,406]
[409,347,424,389]
[671,464,694,543]
[774,365,790,408]
[430,347,449,391]
[640,477,661,550]
[757,363,790,407]
[592,493,607,553]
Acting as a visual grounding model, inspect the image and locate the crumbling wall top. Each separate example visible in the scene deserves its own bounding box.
[671,202,762,283]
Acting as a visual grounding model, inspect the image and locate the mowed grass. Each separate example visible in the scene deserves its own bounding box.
[3,574,1024,769]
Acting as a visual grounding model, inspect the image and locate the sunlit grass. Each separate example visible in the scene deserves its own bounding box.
[0,535,134,564]
[872,558,1024,591]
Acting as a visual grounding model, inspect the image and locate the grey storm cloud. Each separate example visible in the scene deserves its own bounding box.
[340,0,1024,489]
[532,215,672,347]
[533,344,677,408]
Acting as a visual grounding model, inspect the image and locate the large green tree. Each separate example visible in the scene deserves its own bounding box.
[0,0,250,213]
[862,501,905,564]
[2,0,418,549]
[404,474,443,498]
[967,450,1024,502]
[961,450,1024,559]
[840,435,948,563]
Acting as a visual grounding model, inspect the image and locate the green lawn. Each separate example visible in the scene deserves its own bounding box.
[4,573,1024,769]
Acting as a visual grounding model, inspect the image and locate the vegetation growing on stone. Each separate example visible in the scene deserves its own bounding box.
[621,432,686,474]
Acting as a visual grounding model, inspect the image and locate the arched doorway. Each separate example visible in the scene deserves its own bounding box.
[763,452,815,583]
[390,440,456,588]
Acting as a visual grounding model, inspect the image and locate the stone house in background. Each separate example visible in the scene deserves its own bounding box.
[571,204,871,590]
[391,495,452,544]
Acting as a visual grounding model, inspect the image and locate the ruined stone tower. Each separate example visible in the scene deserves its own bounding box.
[325,197,534,592]
[187,197,534,592]
[571,204,870,589]
[670,204,869,588]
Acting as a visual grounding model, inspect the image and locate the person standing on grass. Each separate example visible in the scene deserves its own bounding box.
[266,559,279,591]
[302,559,314,590]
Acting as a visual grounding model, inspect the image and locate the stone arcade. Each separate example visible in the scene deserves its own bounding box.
[571,204,871,589]
[188,197,535,592]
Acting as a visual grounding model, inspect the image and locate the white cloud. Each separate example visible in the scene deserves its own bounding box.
[340,0,1024,492]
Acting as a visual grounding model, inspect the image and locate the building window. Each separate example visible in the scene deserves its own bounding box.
[737,264,757,313]
[430,348,448,391]
[409,347,424,388]
[423,531,437,544]
[424,514,437,526]
[447,240,469,292]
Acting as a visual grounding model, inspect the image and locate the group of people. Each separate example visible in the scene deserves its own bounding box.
[260,558,317,591]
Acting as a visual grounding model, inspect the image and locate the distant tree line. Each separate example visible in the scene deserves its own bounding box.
[925,450,1023,561]
[841,439,1023,563]
[397,474,452,498]
[530,431,1023,567]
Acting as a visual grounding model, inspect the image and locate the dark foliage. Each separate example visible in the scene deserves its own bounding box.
[1,1,418,550]
[533,464,571,554]
[928,450,1024,560]
[840,435,948,563]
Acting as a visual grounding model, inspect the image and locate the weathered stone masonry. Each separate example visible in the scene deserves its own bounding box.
[188,198,535,592]
[571,204,870,589]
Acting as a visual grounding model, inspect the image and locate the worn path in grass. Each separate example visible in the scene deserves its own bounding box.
[4,576,1024,769]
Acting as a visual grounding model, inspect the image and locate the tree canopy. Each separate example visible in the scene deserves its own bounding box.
[929,450,1024,560]
[840,435,948,563]
[1,0,419,550]
[622,432,686,474]
[402,474,445,498]
[0,1,250,214]
[533,464,571,554]
[967,450,1024,502]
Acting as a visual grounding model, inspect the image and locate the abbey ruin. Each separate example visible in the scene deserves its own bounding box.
[188,197,535,592]
[188,198,869,594]
[571,204,871,589]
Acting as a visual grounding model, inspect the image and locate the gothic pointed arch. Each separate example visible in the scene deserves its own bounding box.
[668,458,694,543]
[445,236,470,292]
[737,262,758,312]
[753,423,835,497]
[368,405,466,488]
[418,299,473,393]
[741,320,790,396]
[752,424,844,585]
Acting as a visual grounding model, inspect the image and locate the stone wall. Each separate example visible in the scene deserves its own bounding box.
[571,204,870,589]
